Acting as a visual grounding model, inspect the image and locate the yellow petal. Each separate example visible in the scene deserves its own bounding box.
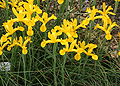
[105,34,112,40]
[40,24,47,32]
[18,26,24,31]
[7,44,15,51]
[115,0,120,1]
[74,53,81,61]
[1,35,7,42]
[0,47,3,55]
[7,47,11,51]
[91,54,98,60]
[80,41,85,48]
[41,40,46,48]
[118,51,120,56]
[35,5,42,14]
[59,49,66,55]
[42,12,48,21]
[57,0,64,4]
[27,30,34,36]
[22,47,28,54]
[50,14,57,20]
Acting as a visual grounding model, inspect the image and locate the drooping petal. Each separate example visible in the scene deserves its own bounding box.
[22,47,28,54]
[41,40,47,48]
[105,34,112,40]
[91,54,98,60]
[57,0,64,4]
[59,49,66,55]
[74,53,81,61]
[40,24,47,32]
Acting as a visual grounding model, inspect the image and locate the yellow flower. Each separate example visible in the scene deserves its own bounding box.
[89,54,98,60]
[115,0,120,1]
[39,12,57,32]
[0,0,6,8]
[27,26,34,36]
[41,26,62,47]
[0,41,10,55]
[74,53,81,61]
[86,6,98,20]
[97,2,116,16]
[41,40,47,48]
[60,19,79,39]
[95,2,115,25]
[27,30,34,36]
[23,1,42,16]
[59,39,98,61]
[105,33,112,40]
[58,0,64,4]
[3,20,14,33]
[12,7,26,21]
[7,36,31,54]
[79,18,91,28]
[74,48,85,61]
[94,22,118,40]
[22,46,28,54]
[2,20,25,39]
[77,41,98,60]
[14,0,42,21]
[85,44,97,54]
[0,35,8,42]
[59,49,66,55]
[40,24,47,32]
[8,0,21,7]
[60,39,77,55]
[118,51,120,55]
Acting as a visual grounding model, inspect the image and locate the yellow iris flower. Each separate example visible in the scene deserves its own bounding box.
[41,26,62,47]
[8,0,21,7]
[0,41,11,55]
[86,6,98,20]
[39,12,57,32]
[7,36,31,54]
[60,19,79,40]
[0,0,6,8]
[41,18,98,61]
[2,20,24,42]
[59,40,98,61]
[94,22,118,40]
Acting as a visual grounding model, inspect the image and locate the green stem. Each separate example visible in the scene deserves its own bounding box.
[22,54,26,86]
[92,0,96,6]
[61,54,67,86]
[56,0,68,25]
[5,0,9,21]
[53,43,57,86]
[114,1,119,13]
[36,0,40,7]
[28,43,32,86]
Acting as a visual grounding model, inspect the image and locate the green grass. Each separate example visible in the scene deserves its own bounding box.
[0,0,120,86]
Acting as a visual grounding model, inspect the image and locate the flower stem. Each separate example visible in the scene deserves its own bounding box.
[22,54,27,86]
[114,1,119,13]
[61,54,67,86]
[5,0,9,21]
[53,43,57,86]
